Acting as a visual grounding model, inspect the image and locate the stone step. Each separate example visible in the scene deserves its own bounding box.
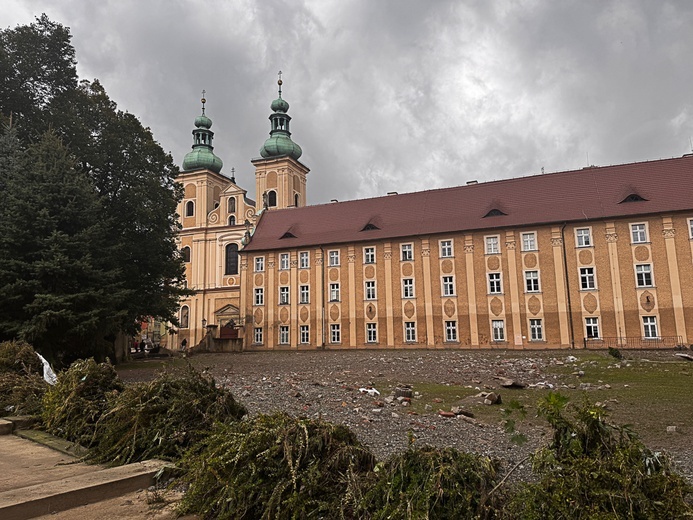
[0,458,170,520]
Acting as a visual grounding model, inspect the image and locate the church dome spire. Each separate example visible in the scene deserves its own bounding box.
[182,92,223,173]
[259,72,302,161]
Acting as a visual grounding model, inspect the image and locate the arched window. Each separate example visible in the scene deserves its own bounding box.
[268,190,277,207]
[180,306,189,329]
[185,200,195,217]
[225,243,239,275]
[294,193,299,207]
[181,246,191,263]
[228,197,236,213]
[228,215,236,225]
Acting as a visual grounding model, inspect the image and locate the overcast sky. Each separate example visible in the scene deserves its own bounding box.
[4,1,693,204]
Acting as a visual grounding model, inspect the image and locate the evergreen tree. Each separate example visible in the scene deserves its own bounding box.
[0,128,125,365]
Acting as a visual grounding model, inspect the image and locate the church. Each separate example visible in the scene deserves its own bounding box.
[176,79,693,352]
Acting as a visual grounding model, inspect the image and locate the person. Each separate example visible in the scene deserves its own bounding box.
[181,338,188,351]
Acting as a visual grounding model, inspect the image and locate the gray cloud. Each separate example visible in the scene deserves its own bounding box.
[4,0,692,204]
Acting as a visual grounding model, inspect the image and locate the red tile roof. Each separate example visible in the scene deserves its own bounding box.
[243,155,693,252]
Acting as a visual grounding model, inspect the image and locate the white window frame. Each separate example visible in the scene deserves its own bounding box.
[328,250,340,266]
[366,322,377,343]
[635,264,653,287]
[365,280,376,300]
[579,267,596,290]
[439,239,453,258]
[254,287,264,306]
[363,246,376,264]
[485,235,500,255]
[442,276,455,296]
[445,320,457,342]
[279,325,289,344]
[279,286,290,305]
[488,272,502,294]
[279,253,290,271]
[185,200,195,217]
[329,283,340,302]
[521,232,537,251]
[300,325,309,344]
[402,278,415,299]
[642,316,658,339]
[630,223,648,244]
[404,321,416,342]
[585,317,599,339]
[330,323,341,343]
[299,251,309,269]
[254,327,263,344]
[492,320,505,341]
[576,227,592,247]
[524,270,540,293]
[299,285,309,304]
[254,256,265,272]
[401,243,414,261]
[530,318,543,341]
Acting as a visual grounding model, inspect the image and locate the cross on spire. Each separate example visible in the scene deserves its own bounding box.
[277,70,283,97]
[201,90,206,114]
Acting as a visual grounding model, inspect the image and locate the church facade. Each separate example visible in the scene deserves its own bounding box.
[176,83,693,351]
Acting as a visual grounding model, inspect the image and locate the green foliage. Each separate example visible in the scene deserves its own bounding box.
[500,399,528,446]
[88,365,246,465]
[0,340,43,376]
[506,392,693,519]
[356,445,503,520]
[0,372,47,416]
[42,358,123,446]
[608,346,623,360]
[178,413,376,520]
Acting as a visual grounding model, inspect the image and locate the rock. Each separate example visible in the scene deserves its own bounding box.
[395,386,413,398]
[438,410,456,418]
[484,392,502,405]
[241,390,251,397]
[424,404,433,411]
[371,408,382,414]
[498,378,527,389]
[384,396,395,404]
[391,412,400,418]
[667,425,677,433]
[565,355,578,363]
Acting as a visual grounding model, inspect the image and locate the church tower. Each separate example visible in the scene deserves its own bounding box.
[253,73,309,209]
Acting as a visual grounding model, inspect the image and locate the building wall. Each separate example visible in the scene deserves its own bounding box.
[240,213,693,350]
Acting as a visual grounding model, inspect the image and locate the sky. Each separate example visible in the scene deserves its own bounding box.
[4,1,693,205]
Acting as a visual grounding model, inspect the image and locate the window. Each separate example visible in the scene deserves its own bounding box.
[267,190,277,207]
[492,320,505,341]
[299,251,309,269]
[631,223,647,243]
[279,253,290,270]
[254,327,263,344]
[180,306,189,329]
[585,317,599,339]
[254,256,265,272]
[689,218,693,239]
[485,235,500,254]
[363,246,375,264]
[530,319,543,341]
[445,321,458,342]
[440,240,453,258]
[279,325,289,344]
[643,316,658,338]
[488,272,502,294]
[576,228,591,247]
[404,322,416,342]
[330,324,341,343]
[185,200,194,217]
[181,246,191,263]
[442,276,455,296]
[300,325,309,344]
[228,197,236,213]
[294,193,299,207]
[522,232,537,251]
[254,287,264,306]
[330,283,340,302]
[402,278,415,298]
[225,243,239,275]
[328,250,340,266]
[579,267,596,290]
[300,285,309,304]
[401,243,413,261]
[635,264,653,287]
[524,271,540,292]
[228,215,236,225]
[366,322,377,343]
[279,286,290,305]
[365,280,376,300]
